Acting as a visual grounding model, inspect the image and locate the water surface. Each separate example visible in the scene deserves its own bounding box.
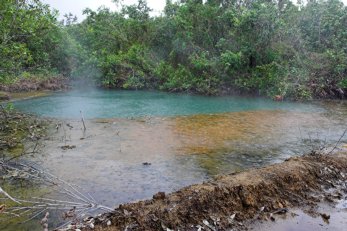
[13,89,321,118]
[3,90,347,230]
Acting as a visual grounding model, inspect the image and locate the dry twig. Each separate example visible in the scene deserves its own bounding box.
[0,161,113,229]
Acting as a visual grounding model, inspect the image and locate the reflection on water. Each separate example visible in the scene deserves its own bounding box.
[27,108,347,207]
[3,91,347,230]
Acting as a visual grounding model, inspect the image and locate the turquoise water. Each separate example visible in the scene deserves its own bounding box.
[13,89,322,118]
[10,90,345,211]
[3,90,347,230]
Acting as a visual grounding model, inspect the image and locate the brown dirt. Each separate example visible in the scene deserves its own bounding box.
[81,152,347,231]
[0,76,69,94]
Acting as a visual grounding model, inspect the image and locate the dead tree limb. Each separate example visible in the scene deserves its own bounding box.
[80,110,86,131]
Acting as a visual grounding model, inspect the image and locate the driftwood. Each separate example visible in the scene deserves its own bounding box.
[80,110,86,131]
[0,161,113,230]
[0,107,111,229]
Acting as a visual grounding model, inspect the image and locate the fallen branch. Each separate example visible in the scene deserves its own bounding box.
[328,127,347,155]
[0,161,113,230]
[80,110,86,131]
[0,186,21,204]
[5,140,40,162]
[40,212,49,231]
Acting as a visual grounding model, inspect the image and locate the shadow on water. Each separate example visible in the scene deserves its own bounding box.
[2,90,347,230]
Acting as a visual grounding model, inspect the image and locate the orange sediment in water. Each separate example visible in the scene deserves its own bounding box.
[171,110,327,155]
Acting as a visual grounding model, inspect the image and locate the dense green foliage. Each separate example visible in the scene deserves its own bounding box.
[1,0,347,99]
[0,0,76,84]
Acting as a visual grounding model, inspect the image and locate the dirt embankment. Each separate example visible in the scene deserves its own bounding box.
[0,76,69,95]
[86,152,347,231]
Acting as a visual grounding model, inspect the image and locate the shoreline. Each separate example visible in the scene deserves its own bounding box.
[1,81,346,103]
[0,76,69,102]
[77,152,347,231]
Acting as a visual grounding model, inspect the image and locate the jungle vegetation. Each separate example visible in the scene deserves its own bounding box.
[1,0,347,99]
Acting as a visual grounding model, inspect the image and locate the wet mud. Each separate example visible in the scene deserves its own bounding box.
[0,76,69,93]
[87,152,347,231]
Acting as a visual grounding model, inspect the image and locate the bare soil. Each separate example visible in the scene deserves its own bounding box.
[84,152,347,231]
[0,76,69,94]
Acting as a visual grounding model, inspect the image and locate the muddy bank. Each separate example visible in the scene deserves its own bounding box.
[0,76,69,96]
[82,152,347,231]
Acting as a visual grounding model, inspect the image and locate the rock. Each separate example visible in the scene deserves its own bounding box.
[273,208,288,214]
[60,145,76,150]
[270,213,275,221]
[153,191,166,200]
[320,213,330,220]
[228,214,236,223]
